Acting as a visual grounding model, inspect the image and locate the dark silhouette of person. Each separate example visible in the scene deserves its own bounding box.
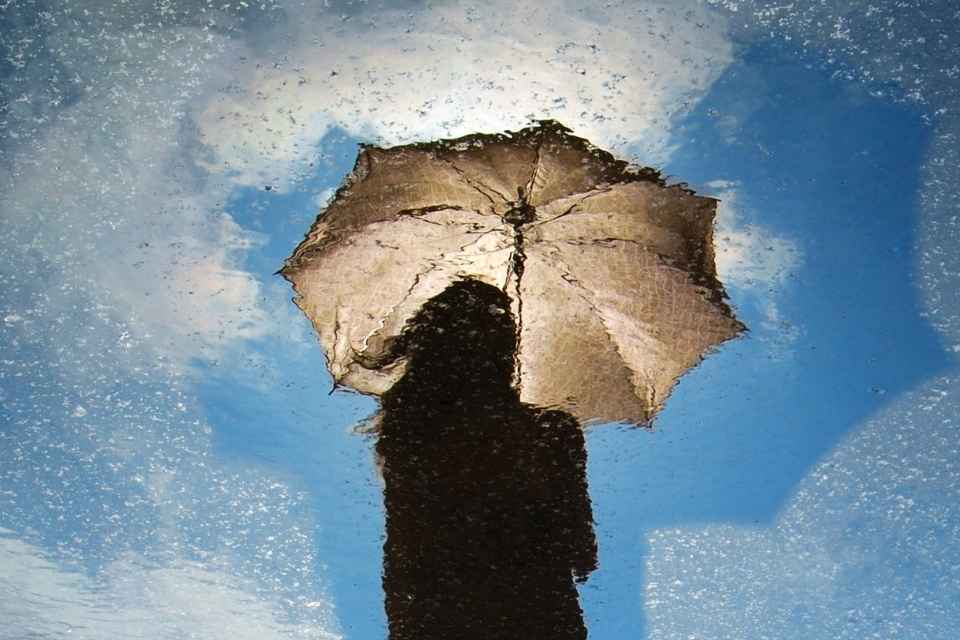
[377,278,597,640]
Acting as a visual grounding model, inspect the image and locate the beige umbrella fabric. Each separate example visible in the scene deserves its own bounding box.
[282,121,744,425]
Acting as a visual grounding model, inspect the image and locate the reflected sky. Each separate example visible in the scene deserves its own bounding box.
[2,1,959,639]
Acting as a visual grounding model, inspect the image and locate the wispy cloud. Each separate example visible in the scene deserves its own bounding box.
[0,530,339,640]
[0,19,275,373]
[708,180,801,291]
[704,180,802,355]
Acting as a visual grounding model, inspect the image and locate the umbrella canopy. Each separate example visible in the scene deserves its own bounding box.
[282,120,744,425]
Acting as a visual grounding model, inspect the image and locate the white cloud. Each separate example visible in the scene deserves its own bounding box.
[96,208,274,364]
[644,374,960,639]
[0,530,339,640]
[195,0,735,188]
[0,19,277,373]
[0,353,342,639]
[703,180,802,354]
[708,180,801,291]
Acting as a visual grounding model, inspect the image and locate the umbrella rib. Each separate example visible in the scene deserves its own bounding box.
[440,159,511,210]
[329,308,343,393]
[457,228,505,251]
[529,188,612,228]
[352,259,444,369]
[558,237,735,304]
[355,228,508,367]
[510,242,525,391]
[523,127,547,201]
[561,237,647,248]
[396,204,471,224]
[544,245,655,415]
[536,202,579,228]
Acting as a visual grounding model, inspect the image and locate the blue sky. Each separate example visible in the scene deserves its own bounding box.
[583,42,952,638]
[2,2,959,639]
[197,39,951,638]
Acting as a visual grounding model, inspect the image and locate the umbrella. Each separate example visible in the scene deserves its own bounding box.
[282,120,743,425]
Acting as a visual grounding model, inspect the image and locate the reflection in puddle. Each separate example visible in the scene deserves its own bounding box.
[377,280,596,638]
[3,1,958,637]
[283,123,744,635]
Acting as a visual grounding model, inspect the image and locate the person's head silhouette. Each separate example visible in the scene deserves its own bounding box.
[388,279,516,399]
